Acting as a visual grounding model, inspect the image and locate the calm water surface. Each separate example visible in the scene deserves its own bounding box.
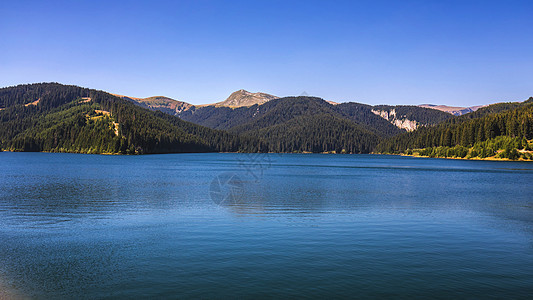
[0,152,532,299]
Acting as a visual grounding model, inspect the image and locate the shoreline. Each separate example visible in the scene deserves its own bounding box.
[2,149,533,161]
[388,152,533,162]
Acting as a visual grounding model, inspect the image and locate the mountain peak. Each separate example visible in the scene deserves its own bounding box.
[215,90,278,107]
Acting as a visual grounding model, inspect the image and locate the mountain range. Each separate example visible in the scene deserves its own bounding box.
[116,88,489,122]
[0,83,531,159]
[118,89,454,132]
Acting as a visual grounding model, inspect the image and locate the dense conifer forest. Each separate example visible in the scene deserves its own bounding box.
[375,98,533,160]
[1,83,531,158]
[0,83,255,154]
[0,83,383,154]
[177,96,453,138]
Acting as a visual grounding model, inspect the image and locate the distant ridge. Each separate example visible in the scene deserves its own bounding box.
[418,104,487,116]
[113,94,194,115]
[114,89,278,113]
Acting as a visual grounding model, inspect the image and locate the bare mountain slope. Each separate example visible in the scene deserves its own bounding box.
[114,94,193,115]
[418,104,487,116]
[214,89,278,107]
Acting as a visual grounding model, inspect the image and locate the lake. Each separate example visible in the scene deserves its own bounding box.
[0,152,532,299]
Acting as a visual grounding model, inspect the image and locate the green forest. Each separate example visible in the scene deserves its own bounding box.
[375,98,533,160]
[0,84,393,154]
[405,136,533,160]
[0,83,258,154]
[1,83,532,159]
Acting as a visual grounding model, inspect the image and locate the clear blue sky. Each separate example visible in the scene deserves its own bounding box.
[1,0,532,106]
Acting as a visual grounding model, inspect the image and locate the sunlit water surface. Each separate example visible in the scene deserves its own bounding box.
[0,152,532,299]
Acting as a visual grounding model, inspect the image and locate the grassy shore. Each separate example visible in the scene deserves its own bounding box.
[393,152,533,162]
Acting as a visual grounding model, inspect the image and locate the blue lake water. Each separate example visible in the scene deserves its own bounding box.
[0,152,532,299]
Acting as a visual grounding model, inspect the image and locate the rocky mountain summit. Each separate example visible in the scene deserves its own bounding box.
[214,89,278,107]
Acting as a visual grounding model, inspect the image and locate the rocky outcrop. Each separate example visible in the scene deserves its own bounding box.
[371,108,419,131]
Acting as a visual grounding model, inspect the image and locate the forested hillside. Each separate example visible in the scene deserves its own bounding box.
[177,96,452,137]
[333,103,404,137]
[371,105,453,126]
[226,97,343,134]
[221,97,392,153]
[0,84,423,155]
[0,83,256,154]
[179,96,451,154]
[178,105,259,130]
[375,98,533,160]
[0,83,389,154]
[245,114,381,153]
[3,83,529,158]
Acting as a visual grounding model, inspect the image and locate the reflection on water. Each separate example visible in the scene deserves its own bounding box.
[0,152,532,298]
